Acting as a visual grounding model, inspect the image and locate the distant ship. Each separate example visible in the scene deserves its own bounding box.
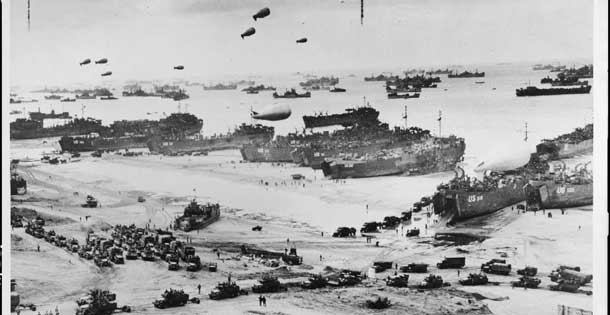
[76,93,96,99]
[100,95,118,100]
[299,76,339,89]
[364,74,399,82]
[387,92,420,99]
[272,89,311,98]
[432,169,528,222]
[386,86,421,93]
[242,85,276,93]
[147,123,274,155]
[44,95,62,100]
[387,74,441,89]
[329,87,346,93]
[203,83,238,90]
[448,70,485,78]
[515,85,591,97]
[122,86,156,97]
[532,64,555,71]
[426,68,452,75]
[29,109,71,121]
[10,98,38,104]
[61,98,76,102]
[302,107,380,129]
[163,89,189,101]
[535,124,593,160]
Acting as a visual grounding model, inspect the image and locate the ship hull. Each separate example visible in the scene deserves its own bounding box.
[60,136,149,152]
[240,144,294,162]
[516,85,591,97]
[320,141,466,179]
[532,181,593,209]
[147,136,258,155]
[433,178,528,222]
[536,139,593,160]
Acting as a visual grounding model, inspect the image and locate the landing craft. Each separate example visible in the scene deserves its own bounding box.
[95,58,108,64]
[241,27,256,39]
[251,104,291,121]
[80,58,91,66]
[101,71,113,77]
[296,38,308,43]
[253,7,270,21]
[174,65,184,70]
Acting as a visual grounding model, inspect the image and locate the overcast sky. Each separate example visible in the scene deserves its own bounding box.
[9,0,593,87]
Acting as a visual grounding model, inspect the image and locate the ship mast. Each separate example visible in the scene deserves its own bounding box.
[361,0,364,25]
[437,110,442,137]
[403,105,408,129]
[523,122,528,142]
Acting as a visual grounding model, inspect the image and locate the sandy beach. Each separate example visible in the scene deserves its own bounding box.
[10,148,593,315]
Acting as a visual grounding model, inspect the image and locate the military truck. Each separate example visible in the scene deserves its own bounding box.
[209,277,247,300]
[75,289,131,315]
[360,221,380,233]
[418,274,446,289]
[168,256,180,271]
[82,195,99,208]
[549,267,592,285]
[437,257,465,269]
[186,255,202,272]
[109,247,125,264]
[400,263,428,273]
[406,228,420,237]
[55,235,68,247]
[70,239,80,252]
[153,289,196,309]
[386,274,409,287]
[94,254,112,267]
[512,276,541,288]
[517,266,538,277]
[301,274,328,289]
[178,246,196,262]
[549,279,582,293]
[373,261,394,273]
[332,227,356,237]
[141,247,156,261]
[208,262,218,272]
[459,273,489,286]
[252,274,287,293]
[125,248,139,260]
[481,259,511,275]
[282,247,303,265]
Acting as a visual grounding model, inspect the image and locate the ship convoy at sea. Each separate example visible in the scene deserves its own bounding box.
[517,64,593,97]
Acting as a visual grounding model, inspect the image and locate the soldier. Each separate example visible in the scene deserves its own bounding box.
[197,284,201,294]
[259,295,263,306]
[37,244,40,252]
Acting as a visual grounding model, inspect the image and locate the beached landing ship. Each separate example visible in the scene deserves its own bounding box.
[535,124,593,160]
[175,199,220,232]
[364,74,399,82]
[29,109,71,121]
[302,107,380,129]
[526,164,593,210]
[515,85,591,97]
[320,136,465,179]
[10,117,106,140]
[431,168,528,222]
[240,135,295,162]
[148,123,274,155]
[59,113,204,152]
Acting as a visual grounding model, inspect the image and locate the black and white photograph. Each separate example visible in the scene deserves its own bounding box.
[3,1,608,314]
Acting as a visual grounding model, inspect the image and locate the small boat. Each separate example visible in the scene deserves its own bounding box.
[387,92,420,99]
[61,98,76,102]
[475,81,485,84]
[45,95,62,100]
[100,96,118,100]
[246,90,259,94]
[329,87,346,93]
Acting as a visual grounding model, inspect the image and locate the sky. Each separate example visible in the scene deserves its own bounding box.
[9,0,593,87]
